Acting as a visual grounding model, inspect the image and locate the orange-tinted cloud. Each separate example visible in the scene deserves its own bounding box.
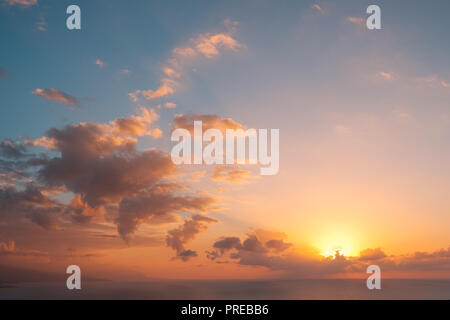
[95,59,105,68]
[312,4,323,13]
[212,165,254,184]
[172,113,244,134]
[167,214,218,261]
[111,107,161,137]
[130,26,241,103]
[346,17,364,25]
[33,88,79,108]
[5,0,37,7]
[117,184,216,240]
[194,33,240,59]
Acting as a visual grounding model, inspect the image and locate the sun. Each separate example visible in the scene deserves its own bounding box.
[320,247,347,259]
[316,239,357,258]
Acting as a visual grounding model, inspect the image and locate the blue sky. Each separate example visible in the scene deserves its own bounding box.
[2,0,449,141]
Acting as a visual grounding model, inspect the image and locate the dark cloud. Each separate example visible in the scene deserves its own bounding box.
[2,111,219,254]
[0,184,61,229]
[358,248,387,261]
[207,232,450,277]
[265,239,292,252]
[0,140,27,158]
[166,214,218,261]
[178,249,198,261]
[35,122,173,209]
[206,236,242,261]
[117,184,216,240]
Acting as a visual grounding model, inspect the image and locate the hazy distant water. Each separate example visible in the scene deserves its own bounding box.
[1,279,449,300]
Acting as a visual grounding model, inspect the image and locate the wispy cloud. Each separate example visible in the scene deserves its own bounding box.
[164,102,176,109]
[212,165,255,184]
[311,4,324,14]
[95,59,105,68]
[119,68,131,75]
[346,17,364,25]
[5,0,37,7]
[129,21,241,102]
[36,17,47,31]
[32,88,80,108]
[167,214,218,261]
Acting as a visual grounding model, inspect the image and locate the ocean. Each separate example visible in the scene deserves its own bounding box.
[1,279,449,300]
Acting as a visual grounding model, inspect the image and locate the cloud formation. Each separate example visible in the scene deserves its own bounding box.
[346,17,364,25]
[95,59,105,68]
[211,165,254,184]
[0,140,27,158]
[111,107,161,137]
[206,232,450,277]
[172,113,244,134]
[117,184,216,240]
[32,88,80,108]
[0,240,48,257]
[129,24,241,103]
[167,214,218,261]
[5,0,37,7]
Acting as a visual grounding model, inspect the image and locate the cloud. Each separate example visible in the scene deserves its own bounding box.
[211,165,254,184]
[117,185,216,240]
[415,75,450,89]
[130,78,176,101]
[194,33,240,59]
[162,67,181,78]
[0,184,61,229]
[0,140,27,158]
[346,17,364,25]
[5,0,37,7]
[166,214,218,261]
[173,47,197,57]
[111,107,161,137]
[95,59,105,68]
[265,239,292,252]
[172,113,244,134]
[311,4,323,13]
[33,88,80,108]
[129,26,241,103]
[207,231,450,277]
[378,71,395,81]
[34,123,173,209]
[441,80,450,88]
[0,240,48,257]
[358,248,387,261]
[36,17,47,31]
[164,102,176,109]
[119,68,131,75]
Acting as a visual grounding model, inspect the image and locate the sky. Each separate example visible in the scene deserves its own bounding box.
[1,0,450,283]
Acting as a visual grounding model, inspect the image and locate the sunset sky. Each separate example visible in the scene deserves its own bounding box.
[1,0,450,282]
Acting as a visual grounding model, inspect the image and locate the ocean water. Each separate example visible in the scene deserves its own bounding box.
[1,279,449,300]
